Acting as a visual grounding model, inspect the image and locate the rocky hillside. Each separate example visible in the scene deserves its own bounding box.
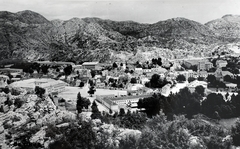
[0,10,240,63]
[205,15,240,41]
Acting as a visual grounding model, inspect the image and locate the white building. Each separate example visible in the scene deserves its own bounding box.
[10,78,68,94]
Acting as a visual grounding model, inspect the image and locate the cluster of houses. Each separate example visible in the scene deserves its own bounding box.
[1,56,239,113]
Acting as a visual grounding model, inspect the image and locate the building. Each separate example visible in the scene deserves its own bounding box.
[96,95,119,111]
[151,67,168,74]
[35,61,75,67]
[78,69,91,78]
[0,75,9,83]
[226,83,237,92]
[142,69,152,73]
[10,78,68,94]
[187,80,207,93]
[96,94,152,111]
[216,60,228,68]
[135,68,143,74]
[140,77,150,85]
[215,68,233,80]
[0,75,9,89]
[39,80,66,94]
[82,62,99,70]
[183,60,199,68]
[198,61,213,71]
[198,71,208,78]
[161,84,172,96]
[0,68,23,73]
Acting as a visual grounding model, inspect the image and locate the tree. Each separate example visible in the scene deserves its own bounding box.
[91,100,102,119]
[119,76,128,84]
[112,62,118,68]
[76,92,91,113]
[108,78,115,84]
[137,94,169,117]
[14,98,24,108]
[176,74,186,83]
[64,65,72,76]
[188,77,196,83]
[35,86,45,98]
[130,78,137,84]
[190,65,198,71]
[88,86,96,97]
[197,77,204,81]
[119,108,125,116]
[91,70,96,78]
[28,68,34,74]
[157,58,162,66]
[201,93,225,118]
[41,65,49,74]
[207,75,216,84]
[2,87,10,94]
[195,85,205,96]
[152,58,157,65]
[56,67,60,72]
[234,68,240,74]
[224,75,232,82]
[89,79,94,87]
[232,120,240,146]
[148,74,169,88]
[79,82,84,88]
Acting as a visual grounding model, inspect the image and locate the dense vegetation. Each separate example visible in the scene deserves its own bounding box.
[138,86,240,120]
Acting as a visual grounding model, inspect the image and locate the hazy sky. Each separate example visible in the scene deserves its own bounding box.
[1,0,240,24]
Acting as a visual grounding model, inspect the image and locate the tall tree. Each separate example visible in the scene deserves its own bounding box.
[64,65,72,76]
[76,92,91,113]
[88,86,96,97]
[35,86,45,98]
[112,62,118,68]
[91,100,102,119]
[195,85,205,96]
[41,65,49,74]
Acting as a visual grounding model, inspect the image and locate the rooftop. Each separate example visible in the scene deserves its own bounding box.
[82,62,99,65]
[0,75,9,79]
[10,78,67,89]
[187,80,207,88]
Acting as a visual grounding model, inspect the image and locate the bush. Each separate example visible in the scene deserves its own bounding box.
[11,88,22,96]
[130,78,137,84]
[176,74,186,83]
[14,98,24,108]
[188,77,196,83]
[79,82,84,87]
[232,120,240,146]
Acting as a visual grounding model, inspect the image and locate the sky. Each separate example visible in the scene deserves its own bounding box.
[1,0,240,24]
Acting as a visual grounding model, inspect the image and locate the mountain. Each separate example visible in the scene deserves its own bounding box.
[205,14,240,40]
[0,10,239,63]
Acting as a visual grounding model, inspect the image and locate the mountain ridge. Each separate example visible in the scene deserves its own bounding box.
[0,10,240,63]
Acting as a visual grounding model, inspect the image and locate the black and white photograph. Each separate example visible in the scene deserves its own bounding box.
[1,0,240,148]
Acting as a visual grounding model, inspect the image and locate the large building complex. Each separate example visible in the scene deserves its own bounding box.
[96,94,152,111]
[10,78,68,94]
[82,62,99,70]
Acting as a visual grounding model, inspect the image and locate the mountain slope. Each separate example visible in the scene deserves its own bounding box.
[0,10,53,60]
[0,10,238,63]
[205,15,240,40]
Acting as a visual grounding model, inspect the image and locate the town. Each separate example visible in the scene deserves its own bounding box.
[1,53,240,114]
[2,3,240,148]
